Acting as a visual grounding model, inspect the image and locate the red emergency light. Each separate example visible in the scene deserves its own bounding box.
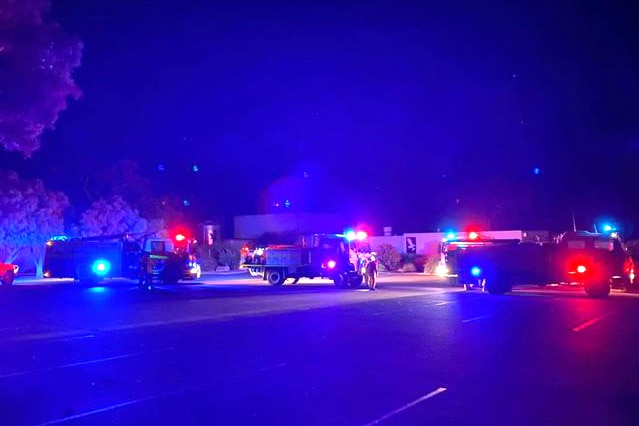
[175,234,186,242]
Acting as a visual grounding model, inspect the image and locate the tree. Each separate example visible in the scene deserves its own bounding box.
[81,160,184,234]
[0,0,83,156]
[0,170,68,276]
[79,195,147,237]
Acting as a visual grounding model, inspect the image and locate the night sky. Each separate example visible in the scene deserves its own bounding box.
[4,0,639,235]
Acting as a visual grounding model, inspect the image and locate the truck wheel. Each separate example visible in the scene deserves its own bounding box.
[333,274,346,287]
[267,269,285,286]
[584,282,610,298]
[349,275,364,288]
[75,264,97,285]
[1,270,14,286]
[485,279,510,295]
[162,268,180,285]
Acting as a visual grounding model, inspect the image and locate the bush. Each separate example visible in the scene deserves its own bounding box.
[199,256,218,272]
[400,262,417,272]
[376,243,402,271]
[626,240,639,259]
[212,240,243,270]
[399,253,431,272]
[217,250,240,269]
[423,254,441,275]
[414,254,429,272]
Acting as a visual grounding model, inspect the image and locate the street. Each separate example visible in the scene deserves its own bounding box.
[1,273,639,425]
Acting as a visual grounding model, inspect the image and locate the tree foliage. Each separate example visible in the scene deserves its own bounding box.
[79,195,147,237]
[0,0,83,155]
[82,160,184,232]
[0,171,68,275]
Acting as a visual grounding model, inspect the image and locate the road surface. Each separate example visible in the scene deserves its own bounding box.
[1,273,639,425]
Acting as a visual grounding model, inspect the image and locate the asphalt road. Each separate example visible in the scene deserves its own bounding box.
[2,273,639,425]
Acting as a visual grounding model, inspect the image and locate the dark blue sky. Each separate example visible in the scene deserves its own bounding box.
[7,0,639,233]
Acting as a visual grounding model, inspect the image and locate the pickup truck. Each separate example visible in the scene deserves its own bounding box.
[451,231,635,298]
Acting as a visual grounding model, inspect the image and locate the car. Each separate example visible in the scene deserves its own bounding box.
[1,262,19,286]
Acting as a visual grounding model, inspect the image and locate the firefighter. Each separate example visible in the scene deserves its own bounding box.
[139,253,154,289]
[366,254,379,291]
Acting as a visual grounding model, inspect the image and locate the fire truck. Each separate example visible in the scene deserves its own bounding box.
[441,230,635,298]
[43,233,200,285]
[1,262,19,286]
[241,232,369,287]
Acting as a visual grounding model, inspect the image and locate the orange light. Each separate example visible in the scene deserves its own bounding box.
[468,232,479,240]
[175,234,186,242]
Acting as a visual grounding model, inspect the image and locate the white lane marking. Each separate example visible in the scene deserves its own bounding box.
[372,309,403,316]
[60,334,95,341]
[259,362,286,371]
[35,362,287,425]
[0,325,32,333]
[362,387,447,426]
[461,314,493,323]
[572,315,607,332]
[373,300,456,316]
[5,330,94,343]
[0,347,174,380]
[35,394,167,426]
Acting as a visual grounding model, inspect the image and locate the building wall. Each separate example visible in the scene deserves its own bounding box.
[234,213,346,239]
[368,230,526,256]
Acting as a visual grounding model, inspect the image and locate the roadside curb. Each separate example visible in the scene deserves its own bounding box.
[201,270,249,276]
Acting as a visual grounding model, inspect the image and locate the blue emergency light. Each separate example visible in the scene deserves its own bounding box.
[91,259,111,276]
[471,266,482,277]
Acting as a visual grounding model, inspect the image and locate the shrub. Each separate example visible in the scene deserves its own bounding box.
[626,240,639,259]
[400,262,417,272]
[217,250,240,269]
[199,256,218,272]
[413,254,429,272]
[423,254,441,274]
[376,243,402,271]
[212,240,243,269]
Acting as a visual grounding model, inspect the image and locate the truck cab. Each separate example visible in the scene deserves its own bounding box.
[554,231,635,296]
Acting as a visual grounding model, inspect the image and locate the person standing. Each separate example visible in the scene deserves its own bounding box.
[139,253,154,289]
[366,254,379,291]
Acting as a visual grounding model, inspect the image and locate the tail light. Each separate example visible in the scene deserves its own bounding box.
[568,256,591,275]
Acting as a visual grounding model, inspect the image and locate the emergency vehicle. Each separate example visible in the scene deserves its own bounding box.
[441,230,635,298]
[1,262,19,286]
[241,231,370,287]
[44,233,200,285]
